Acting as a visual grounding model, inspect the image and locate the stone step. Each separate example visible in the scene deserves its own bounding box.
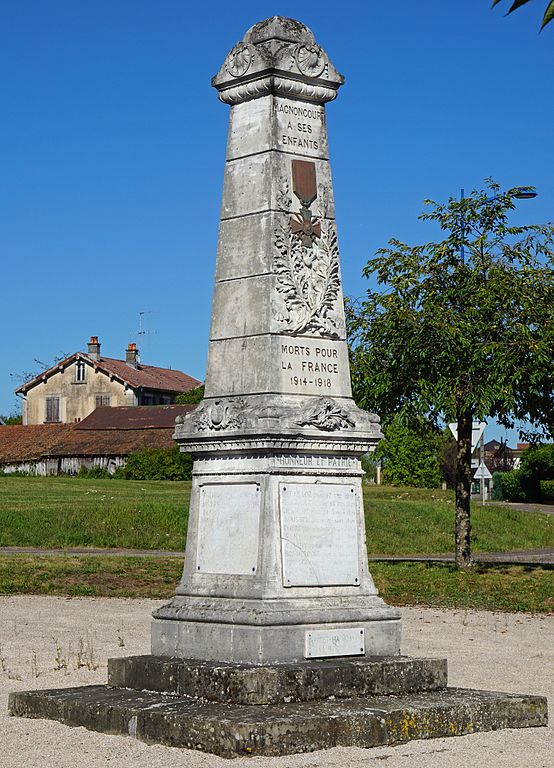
[9,685,546,758]
[107,654,447,705]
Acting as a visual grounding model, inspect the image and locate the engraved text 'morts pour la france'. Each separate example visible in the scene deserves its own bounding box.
[154,15,397,666]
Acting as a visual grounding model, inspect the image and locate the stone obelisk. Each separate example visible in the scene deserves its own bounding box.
[152,16,400,663]
[10,18,547,756]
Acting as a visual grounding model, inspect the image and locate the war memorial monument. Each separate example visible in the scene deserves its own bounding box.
[9,16,547,757]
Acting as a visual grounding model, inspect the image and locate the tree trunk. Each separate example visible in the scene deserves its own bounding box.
[455,410,473,569]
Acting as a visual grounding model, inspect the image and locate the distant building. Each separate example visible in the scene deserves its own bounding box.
[0,404,196,475]
[15,337,202,425]
[483,439,515,473]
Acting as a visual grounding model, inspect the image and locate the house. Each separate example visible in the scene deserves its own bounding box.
[15,337,202,425]
[483,439,516,473]
[0,404,196,475]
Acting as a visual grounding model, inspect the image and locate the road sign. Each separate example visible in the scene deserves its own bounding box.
[471,458,478,469]
[473,462,492,480]
[448,422,486,452]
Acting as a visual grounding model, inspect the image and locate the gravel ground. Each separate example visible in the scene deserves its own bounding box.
[1,596,552,767]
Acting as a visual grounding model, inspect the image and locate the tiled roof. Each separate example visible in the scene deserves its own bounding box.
[45,426,176,456]
[95,357,201,393]
[0,425,74,462]
[0,405,198,462]
[15,354,202,395]
[76,405,196,430]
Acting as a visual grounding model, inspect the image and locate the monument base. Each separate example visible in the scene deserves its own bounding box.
[151,593,401,663]
[9,654,547,758]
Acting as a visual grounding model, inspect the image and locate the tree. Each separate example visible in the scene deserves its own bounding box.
[176,385,205,405]
[0,412,22,425]
[347,181,554,569]
[492,0,554,30]
[376,415,443,488]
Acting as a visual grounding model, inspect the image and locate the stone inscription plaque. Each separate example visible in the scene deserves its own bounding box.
[273,97,328,158]
[279,337,351,397]
[305,627,365,659]
[196,483,260,575]
[279,483,360,587]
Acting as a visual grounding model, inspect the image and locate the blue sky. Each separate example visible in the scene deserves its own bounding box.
[0,1,551,445]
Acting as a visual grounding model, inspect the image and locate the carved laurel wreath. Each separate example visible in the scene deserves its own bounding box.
[274,219,341,338]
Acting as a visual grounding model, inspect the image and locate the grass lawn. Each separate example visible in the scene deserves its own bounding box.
[363,486,554,554]
[0,476,552,611]
[0,476,551,555]
[0,477,189,550]
[0,555,551,613]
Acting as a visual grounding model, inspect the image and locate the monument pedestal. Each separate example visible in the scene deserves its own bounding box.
[151,438,400,663]
[8,15,547,757]
[9,655,546,757]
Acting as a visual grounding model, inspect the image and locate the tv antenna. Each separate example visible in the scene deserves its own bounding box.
[138,311,156,340]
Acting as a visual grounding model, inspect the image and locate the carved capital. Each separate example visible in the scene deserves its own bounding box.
[212,16,344,106]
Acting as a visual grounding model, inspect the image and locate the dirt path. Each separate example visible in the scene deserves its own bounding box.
[1,597,552,767]
[1,546,552,566]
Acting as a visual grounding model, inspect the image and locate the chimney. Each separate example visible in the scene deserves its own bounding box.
[126,342,139,368]
[87,336,101,361]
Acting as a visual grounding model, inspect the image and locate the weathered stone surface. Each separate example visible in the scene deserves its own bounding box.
[107,655,448,704]
[9,685,547,758]
[151,616,401,665]
[220,152,336,220]
[204,336,352,397]
[225,96,329,161]
[167,14,389,668]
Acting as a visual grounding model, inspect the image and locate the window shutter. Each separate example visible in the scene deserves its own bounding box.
[46,397,60,422]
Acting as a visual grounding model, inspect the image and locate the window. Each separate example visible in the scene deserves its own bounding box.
[95,394,111,408]
[75,360,86,382]
[45,396,60,422]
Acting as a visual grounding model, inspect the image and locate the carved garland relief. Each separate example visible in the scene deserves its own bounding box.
[193,399,246,432]
[295,397,355,431]
[177,396,356,434]
[274,159,342,339]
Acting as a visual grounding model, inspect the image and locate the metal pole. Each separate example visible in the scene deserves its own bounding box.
[460,188,465,262]
[480,431,485,506]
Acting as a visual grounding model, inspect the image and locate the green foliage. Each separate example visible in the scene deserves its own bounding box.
[78,465,111,479]
[1,478,551,558]
[492,0,554,31]
[519,442,554,478]
[0,413,22,425]
[498,469,528,501]
[371,562,553,613]
[115,445,193,481]
[491,471,506,500]
[348,180,553,566]
[363,484,552,555]
[540,479,554,501]
[176,385,205,405]
[495,445,554,501]
[376,416,443,488]
[518,443,554,500]
[347,181,554,433]
[361,452,378,483]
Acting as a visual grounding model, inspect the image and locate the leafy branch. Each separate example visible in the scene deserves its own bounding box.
[492,0,554,31]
